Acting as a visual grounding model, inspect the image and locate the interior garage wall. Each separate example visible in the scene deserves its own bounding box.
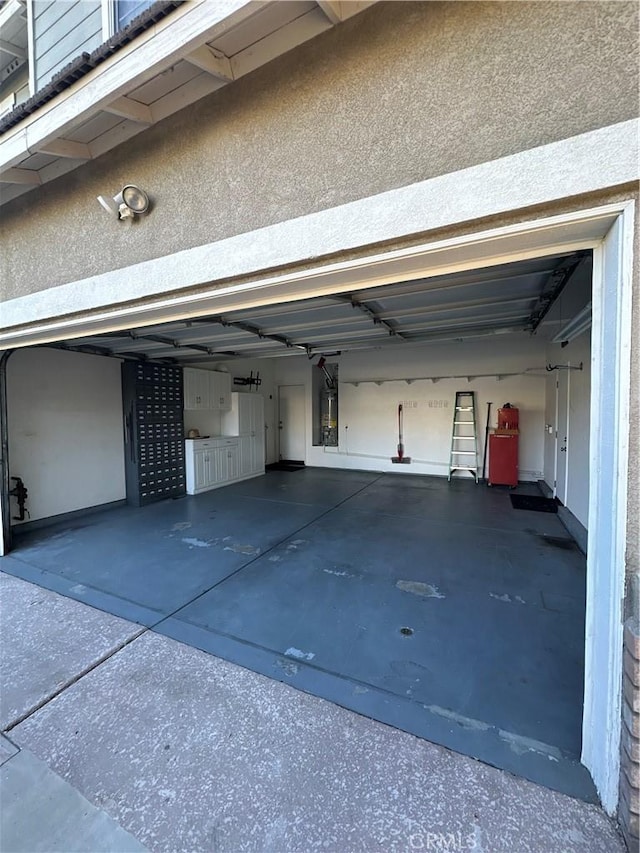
[273,336,547,480]
[6,348,126,525]
[1,1,638,301]
[543,261,592,528]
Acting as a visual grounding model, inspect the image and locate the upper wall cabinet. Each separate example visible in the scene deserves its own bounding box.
[183,368,231,411]
[183,368,210,410]
[210,370,231,411]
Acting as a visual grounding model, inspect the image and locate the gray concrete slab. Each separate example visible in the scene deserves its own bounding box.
[2,482,350,624]
[11,630,623,853]
[0,733,18,767]
[1,471,591,799]
[0,742,147,852]
[0,572,142,729]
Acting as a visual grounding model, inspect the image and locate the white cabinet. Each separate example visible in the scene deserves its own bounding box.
[252,432,265,473]
[183,368,210,410]
[185,394,265,494]
[194,447,215,490]
[222,393,265,477]
[239,436,253,478]
[185,438,239,494]
[210,371,231,410]
[226,443,239,481]
[214,443,238,482]
[183,368,231,411]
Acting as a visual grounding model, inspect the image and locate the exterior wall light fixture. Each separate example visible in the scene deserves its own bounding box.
[97,185,150,220]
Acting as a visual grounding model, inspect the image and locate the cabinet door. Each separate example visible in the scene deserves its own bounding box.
[251,431,265,473]
[210,372,231,411]
[227,444,239,481]
[184,369,197,410]
[250,396,265,472]
[205,451,218,486]
[239,436,252,477]
[184,369,210,410]
[196,372,211,409]
[215,447,229,482]
[194,451,208,490]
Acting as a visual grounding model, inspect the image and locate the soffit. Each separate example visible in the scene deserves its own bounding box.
[0,0,27,104]
[0,0,375,206]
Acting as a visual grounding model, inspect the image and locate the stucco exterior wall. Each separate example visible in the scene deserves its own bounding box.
[0,0,638,300]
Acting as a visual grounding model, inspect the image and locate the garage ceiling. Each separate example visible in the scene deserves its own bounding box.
[55,252,588,365]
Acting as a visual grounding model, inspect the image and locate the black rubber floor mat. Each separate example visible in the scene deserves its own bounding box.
[265,462,306,472]
[510,494,558,513]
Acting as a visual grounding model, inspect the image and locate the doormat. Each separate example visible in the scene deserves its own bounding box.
[510,494,558,513]
[266,461,306,472]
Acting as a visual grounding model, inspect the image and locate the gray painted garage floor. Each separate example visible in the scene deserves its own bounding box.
[2,469,592,802]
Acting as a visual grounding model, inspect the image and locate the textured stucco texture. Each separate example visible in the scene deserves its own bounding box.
[0,0,638,299]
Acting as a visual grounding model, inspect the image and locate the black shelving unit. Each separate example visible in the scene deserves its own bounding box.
[122,362,185,506]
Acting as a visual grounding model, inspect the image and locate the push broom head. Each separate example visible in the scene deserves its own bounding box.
[392,447,412,463]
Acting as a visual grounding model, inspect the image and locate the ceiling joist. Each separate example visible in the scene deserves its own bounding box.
[346,297,404,339]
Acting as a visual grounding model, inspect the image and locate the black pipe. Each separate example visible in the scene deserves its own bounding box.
[482,401,492,483]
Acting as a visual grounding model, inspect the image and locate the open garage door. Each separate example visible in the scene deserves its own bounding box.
[0,203,633,815]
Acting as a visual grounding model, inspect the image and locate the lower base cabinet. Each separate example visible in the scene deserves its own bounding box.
[488,433,519,487]
[185,437,260,494]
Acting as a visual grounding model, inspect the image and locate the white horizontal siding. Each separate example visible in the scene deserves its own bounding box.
[34,0,102,90]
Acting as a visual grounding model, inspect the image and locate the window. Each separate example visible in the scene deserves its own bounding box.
[115,0,156,31]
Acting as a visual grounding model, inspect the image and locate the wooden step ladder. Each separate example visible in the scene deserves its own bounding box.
[448,391,479,483]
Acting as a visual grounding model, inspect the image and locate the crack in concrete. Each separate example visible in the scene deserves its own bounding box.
[2,627,147,734]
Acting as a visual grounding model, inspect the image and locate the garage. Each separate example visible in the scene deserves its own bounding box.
[1,198,631,810]
[1,2,639,831]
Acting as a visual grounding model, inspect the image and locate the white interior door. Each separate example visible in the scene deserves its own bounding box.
[556,368,570,504]
[278,385,305,461]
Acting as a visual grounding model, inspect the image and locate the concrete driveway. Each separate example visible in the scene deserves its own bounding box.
[0,571,624,853]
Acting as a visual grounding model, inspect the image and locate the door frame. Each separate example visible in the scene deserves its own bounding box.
[580,206,634,811]
[0,201,635,814]
[555,365,570,504]
[277,383,306,462]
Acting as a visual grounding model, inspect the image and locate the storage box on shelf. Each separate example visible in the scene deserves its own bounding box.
[184,393,265,495]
